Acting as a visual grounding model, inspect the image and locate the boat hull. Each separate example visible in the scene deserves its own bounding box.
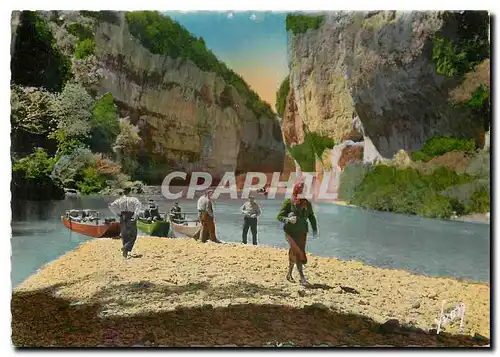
[62,217,121,238]
[137,220,170,237]
[170,221,201,238]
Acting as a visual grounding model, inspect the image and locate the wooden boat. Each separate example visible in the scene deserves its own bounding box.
[169,212,201,238]
[61,209,120,238]
[137,219,170,237]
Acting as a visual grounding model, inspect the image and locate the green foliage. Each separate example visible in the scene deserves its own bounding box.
[80,10,120,24]
[276,75,290,118]
[411,136,476,162]
[89,93,120,154]
[125,11,275,119]
[286,13,325,35]
[74,38,96,59]
[66,23,94,41]
[351,165,474,219]
[11,148,65,200]
[10,86,59,155]
[338,162,373,202]
[12,148,55,180]
[51,82,94,154]
[288,131,335,172]
[467,187,490,213]
[51,147,96,187]
[11,11,72,92]
[466,84,490,109]
[432,11,489,77]
[76,166,105,195]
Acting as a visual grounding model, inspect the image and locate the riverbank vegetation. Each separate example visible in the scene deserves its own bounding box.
[10,11,141,200]
[287,131,335,172]
[339,139,490,219]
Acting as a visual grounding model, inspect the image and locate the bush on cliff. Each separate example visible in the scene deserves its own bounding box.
[411,136,476,162]
[125,11,275,119]
[286,13,325,35]
[288,131,335,172]
[76,166,106,195]
[276,75,290,118]
[74,38,95,59]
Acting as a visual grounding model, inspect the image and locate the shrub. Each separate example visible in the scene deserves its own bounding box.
[66,23,94,41]
[51,147,95,186]
[351,164,474,219]
[12,148,55,180]
[411,136,476,162]
[89,93,120,154]
[466,187,490,214]
[276,75,290,118]
[338,162,373,202]
[74,38,96,59]
[76,166,106,195]
[286,13,325,35]
[288,131,335,172]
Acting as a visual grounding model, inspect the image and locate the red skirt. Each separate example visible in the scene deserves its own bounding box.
[285,232,307,264]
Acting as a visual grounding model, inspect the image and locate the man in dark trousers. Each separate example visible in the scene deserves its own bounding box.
[109,187,142,258]
[240,195,262,245]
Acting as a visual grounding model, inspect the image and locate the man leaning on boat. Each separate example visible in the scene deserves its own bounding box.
[109,187,142,259]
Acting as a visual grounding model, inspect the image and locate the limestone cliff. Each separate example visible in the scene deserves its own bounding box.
[41,11,285,180]
[282,11,489,197]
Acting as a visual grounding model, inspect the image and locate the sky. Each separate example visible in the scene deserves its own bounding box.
[164,11,289,109]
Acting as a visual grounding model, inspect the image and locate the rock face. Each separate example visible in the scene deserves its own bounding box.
[45,11,285,179]
[283,11,486,173]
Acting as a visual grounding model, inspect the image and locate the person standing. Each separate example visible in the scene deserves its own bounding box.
[276,182,318,286]
[240,195,261,245]
[196,189,220,243]
[109,186,142,259]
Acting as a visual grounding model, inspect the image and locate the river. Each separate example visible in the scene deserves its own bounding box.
[11,195,490,287]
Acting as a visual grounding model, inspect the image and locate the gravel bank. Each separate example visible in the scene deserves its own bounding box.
[12,238,490,347]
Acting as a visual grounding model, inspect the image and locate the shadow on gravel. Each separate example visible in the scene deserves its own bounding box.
[11,285,490,348]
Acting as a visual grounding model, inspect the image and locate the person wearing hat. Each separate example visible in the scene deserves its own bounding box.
[196,189,220,243]
[109,186,142,258]
[170,201,183,223]
[240,195,262,245]
[146,199,161,221]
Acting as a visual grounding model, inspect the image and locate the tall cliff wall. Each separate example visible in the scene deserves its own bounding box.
[41,11,285,180]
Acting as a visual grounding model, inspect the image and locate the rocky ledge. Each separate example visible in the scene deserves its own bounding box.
[12,238,490,347]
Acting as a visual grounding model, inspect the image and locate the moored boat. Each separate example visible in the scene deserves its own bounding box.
[137,219,171,237]
[61,209,120,238]
[169,212,201,238]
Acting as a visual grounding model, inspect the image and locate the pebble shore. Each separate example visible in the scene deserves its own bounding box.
[12,237,490,347]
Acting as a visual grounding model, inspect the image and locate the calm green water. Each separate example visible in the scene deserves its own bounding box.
[11,195,490,287]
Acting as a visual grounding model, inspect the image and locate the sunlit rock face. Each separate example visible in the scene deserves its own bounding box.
[39,11,285,180]
[282,11,486,199]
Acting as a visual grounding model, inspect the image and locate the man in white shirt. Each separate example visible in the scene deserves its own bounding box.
[240,195,261,245]
[196,189,219,243]
[109,187,142,258]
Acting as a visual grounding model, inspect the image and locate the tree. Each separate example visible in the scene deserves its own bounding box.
[89,93,120,154]
[10,85,59,155]
[51,82,94,154]
[113,118,142,175]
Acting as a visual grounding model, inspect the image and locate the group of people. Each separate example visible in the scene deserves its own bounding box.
[108,182,318,286]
